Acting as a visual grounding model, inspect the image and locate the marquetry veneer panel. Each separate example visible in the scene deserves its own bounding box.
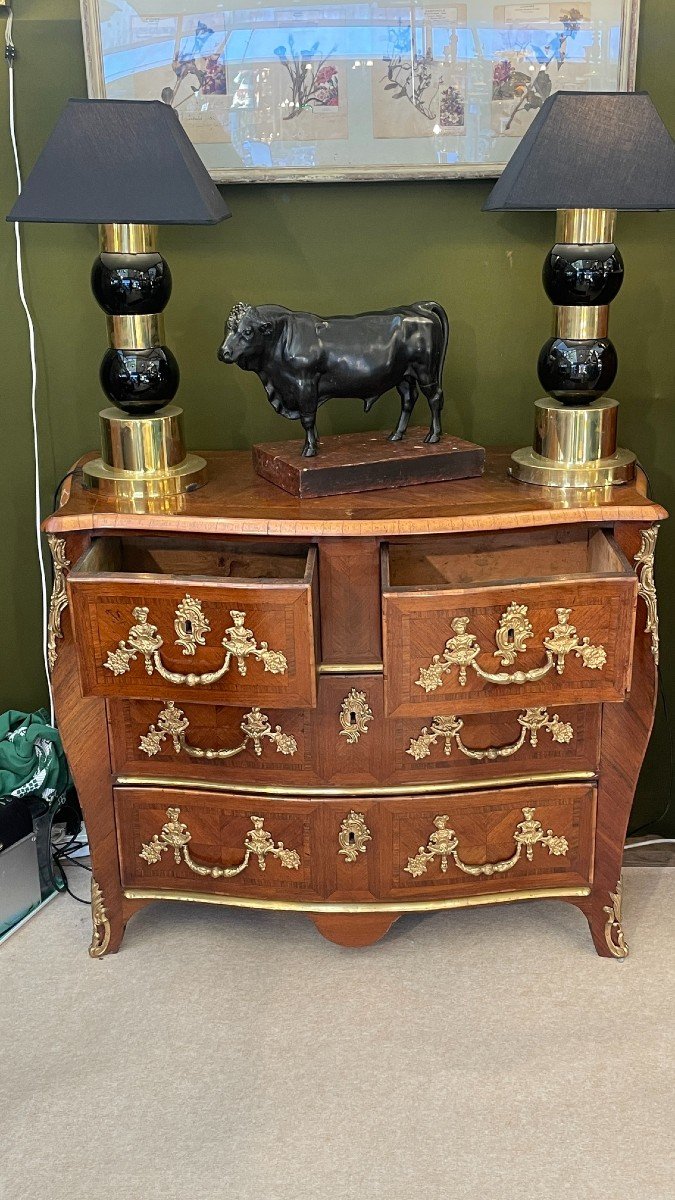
[110,677,600,789]
[68,537,319,707]
[382,529,637,715]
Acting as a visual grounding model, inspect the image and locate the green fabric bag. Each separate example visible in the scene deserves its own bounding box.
[0,709,71,806]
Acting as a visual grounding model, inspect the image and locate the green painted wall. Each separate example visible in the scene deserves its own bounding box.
[1,1,673,830]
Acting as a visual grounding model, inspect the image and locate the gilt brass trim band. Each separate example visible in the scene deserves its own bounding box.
[555,306,609,341]
[555,208,616,245]
[107,314,164,350]
[319,662,383,676]
[115,769,597,798]
[100,223,157,253]
[123,883,591,914]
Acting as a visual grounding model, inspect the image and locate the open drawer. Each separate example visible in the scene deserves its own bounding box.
[382,527,637,717]
[68,536,319,707]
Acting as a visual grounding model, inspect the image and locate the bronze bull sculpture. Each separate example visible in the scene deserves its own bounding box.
[218,301,449,457]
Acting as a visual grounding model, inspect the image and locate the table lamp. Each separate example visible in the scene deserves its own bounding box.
[7,98,230,501]
[484,91,675,488]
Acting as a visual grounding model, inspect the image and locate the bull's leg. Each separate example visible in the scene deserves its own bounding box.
[300,412,319,457]
[388,380,418,442]
[420,383,444,444]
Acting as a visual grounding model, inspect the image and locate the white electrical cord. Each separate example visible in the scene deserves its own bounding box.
[5,9,55,725]
[625,838,675,850]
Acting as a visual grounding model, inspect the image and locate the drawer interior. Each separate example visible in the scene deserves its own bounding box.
[72,536,312,583]
[384,527,631,591]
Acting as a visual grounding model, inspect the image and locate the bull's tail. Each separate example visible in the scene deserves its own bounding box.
[415,301,450,383]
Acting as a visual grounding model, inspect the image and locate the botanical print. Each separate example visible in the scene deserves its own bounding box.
[160,21,228,106]
[373,17,466,138]
[273,37,340,119]
[382,32,441,122]
[491,4,591,135]
[313,64,339,108]
[105,12,232,145]
[225,59,348,160]
[439,83,465,128]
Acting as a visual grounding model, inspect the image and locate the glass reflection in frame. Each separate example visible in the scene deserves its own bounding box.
[80,1,640,182]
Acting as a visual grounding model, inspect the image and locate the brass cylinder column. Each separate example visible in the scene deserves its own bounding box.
[82,223,207,501]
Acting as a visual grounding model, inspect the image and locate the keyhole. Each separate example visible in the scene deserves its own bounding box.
[185,619,193,634]
[349,709,358,726]
[507,628,514,644]
[348,831,356,846]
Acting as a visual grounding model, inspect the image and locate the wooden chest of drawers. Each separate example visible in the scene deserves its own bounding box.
[44,448,665,957]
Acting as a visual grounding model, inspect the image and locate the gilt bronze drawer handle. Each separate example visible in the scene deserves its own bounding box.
[404,807,569,879]
[338,811,372,862]
[104,603,288,686]
[407,707,574,762]
[139,701,298,760]
[416,604,606,693]
[140,807,301,877]
[339,689,373,744]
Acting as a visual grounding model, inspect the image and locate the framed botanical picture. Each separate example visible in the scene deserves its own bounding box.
[80,1,641,183]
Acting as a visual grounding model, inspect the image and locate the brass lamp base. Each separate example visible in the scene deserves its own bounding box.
[83,405,207,502]
[509,397,636,489]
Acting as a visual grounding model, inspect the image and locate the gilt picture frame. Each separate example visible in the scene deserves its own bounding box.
[80,1,641,184]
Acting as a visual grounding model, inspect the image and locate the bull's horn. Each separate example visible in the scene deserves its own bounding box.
[227,301,250,332]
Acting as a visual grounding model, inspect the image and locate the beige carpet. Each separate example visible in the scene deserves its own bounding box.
[1,868,674,1200]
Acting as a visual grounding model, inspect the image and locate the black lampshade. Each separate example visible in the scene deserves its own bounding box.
[484,91,675,212]
[7,98,230,224]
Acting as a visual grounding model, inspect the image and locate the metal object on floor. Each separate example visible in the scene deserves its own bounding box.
[0,799,41,938]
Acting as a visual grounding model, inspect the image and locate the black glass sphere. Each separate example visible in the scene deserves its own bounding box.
[537,337,618,405]
[543,244,624,307]
[92,252,172,315]
[100,346,179,414]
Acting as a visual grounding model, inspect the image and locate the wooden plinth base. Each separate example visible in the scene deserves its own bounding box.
[253,428,485,498]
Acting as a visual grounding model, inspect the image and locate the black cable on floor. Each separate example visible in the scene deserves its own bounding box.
[51,853,90,904]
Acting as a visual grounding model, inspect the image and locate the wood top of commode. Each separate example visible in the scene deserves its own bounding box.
[44,447,667,538]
